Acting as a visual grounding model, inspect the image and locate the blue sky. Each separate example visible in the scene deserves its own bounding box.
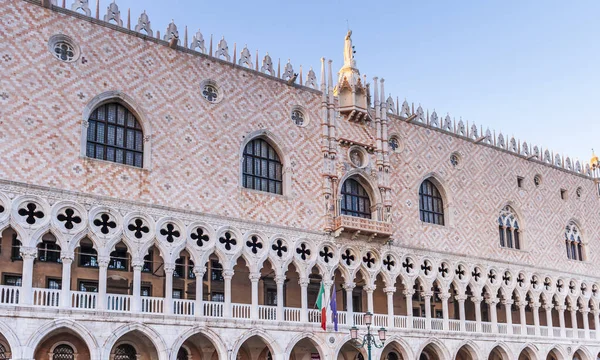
[107,0,599,162]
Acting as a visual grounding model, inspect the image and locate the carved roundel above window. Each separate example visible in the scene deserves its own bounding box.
[348,146,368,168]
[48,34,80,63]
[200,80,223,104]
[291,106,309,127]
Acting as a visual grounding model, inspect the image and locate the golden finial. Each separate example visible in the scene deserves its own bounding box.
[591,148,599,169]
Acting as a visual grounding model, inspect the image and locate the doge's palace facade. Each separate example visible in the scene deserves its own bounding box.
[1,1,600,360]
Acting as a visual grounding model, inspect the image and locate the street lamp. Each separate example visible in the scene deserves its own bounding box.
[349,312,386,360]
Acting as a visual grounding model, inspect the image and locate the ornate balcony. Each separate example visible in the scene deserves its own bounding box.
[333,215,393,240]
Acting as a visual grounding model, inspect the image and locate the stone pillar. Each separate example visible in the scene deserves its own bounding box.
[299,277,309,323]
[19,247,37,305]
[582,306,590,339]
[249,272,260,320]
[324,280,333,328]
[518,301,527,334]
[194,266,205,317]
[472,296,483,332]
[423,291,433,330]
[345,283,355,326]
[440,292,450,330]
[276,275,285,321]
[503,299,513,335]
[594,309,600,340]
[557,305,566,337]
[223,269,234,318]
[164,263,175,315]
[60,254,73,308]
[570,305,579,332]
[365,285,375,314]
[456,294,467,332]
[544,304,553,337]
[97,256,109,310]
[385,287,395,328]
[404,289,415,329]
[531,301,541,336]
[131,260,143,313]
[487,297,499,333]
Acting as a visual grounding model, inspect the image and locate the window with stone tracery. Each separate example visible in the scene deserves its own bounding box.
[498,206,520,250]
[52,344,75,360]
[242,138,283,195]
[565,221,584,261]
[340,178,371,219]
[419,179,444,225]
[86,103,144,168]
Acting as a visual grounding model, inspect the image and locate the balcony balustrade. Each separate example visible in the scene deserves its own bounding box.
[333,215,393,239]
[0,285,597,342]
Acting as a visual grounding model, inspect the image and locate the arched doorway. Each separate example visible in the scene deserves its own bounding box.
[379,340,409,360]
[456,345,477,360]
[32,327,91,360]
[517,347,536,360]
[235,335,273,360]
[419,343,443,360]
[546,348,563,360]
[289,337,322,360]
[337,340,366,360]
[0,331,12,360]
[176,332,220,360]
[109,330,159,360]
[488,346,509,360]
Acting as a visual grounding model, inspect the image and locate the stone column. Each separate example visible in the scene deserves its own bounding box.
[97,256,109,310]
[345,283,355,325]
[440,292,450,330]
[194,266,205,317]
[487,297,499,333]
[164,263,175,315]
[531,301,541,336]
[503,299,513,335]
[544,304,553,337]
[131,260,143,313]
[518,301,527,334]
[423,291,433,330]
[324,280,333,328]
[456,294,467,332]
[19,247,37,305]
[570,305,579,333]
[557,305,566,337]
[472,296,483,332]
[581,306,590,339]
[404,289,415,329]
[223,269,234,318]
[365,285,375,314]
[385,287,395,328]
[299,277,309,323]
[276,275,285,321]
[60,254,74,308]
[593,309,600,340]
[249,272,260,320]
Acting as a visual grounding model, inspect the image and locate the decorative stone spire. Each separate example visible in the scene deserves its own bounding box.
[190,29,206,53]
[71,0,91,16]
[336,30,368,121]
[214,36,230,61]
[135,10,153,36]
[260,53,274,76]
[238,45,252,68]
[103,1,123,26]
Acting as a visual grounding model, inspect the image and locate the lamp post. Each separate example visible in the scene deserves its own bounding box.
[350,312,387,360]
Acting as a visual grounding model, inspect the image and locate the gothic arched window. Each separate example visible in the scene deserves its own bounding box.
[114,344,137,360]
[242,138,283,195]
[419,179,444,225]
[86,103,144,168]
[52,344,75,360]
[565,222,584,261]
[498,206,520,249]
[340,178,371,219]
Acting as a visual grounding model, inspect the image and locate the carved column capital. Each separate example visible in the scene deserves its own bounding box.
[299,277,310,287]
[97,256,110,268]
[20,246,38,259]
[470,296,483,305]
[384,286,396,294]
[403,289,415,297]
[222,269,234,279]
[249,272,261,282]
[275,275,286,285]
[343,282,356,291]
[193,266,206,277]
[131,260,145,270]
[163,263,176,273]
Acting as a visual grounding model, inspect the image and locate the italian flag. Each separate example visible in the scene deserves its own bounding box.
[316,281,326,330]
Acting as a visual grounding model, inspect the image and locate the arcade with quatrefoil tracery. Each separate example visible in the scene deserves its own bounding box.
[1,0,600,360]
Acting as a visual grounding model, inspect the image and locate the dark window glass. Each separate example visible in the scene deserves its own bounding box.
[109,248,129,270]
[514,230,520,250]
[38,241,61,263]
[78,246,98,268]
[211,260,223,282]
[52,344,75,360]
[47,278,62,290]
[86,103,143,168]
[242,138,283,194]
[3,275,21,286]
[173,289,183,299]
[506,228,513,248]
[419,180,445,225]
[211,292,224,302]
[188,260,195,279]
[11,234,21,261]
[141,286,151,297]
[142,251,153,273]
[174,257,185,278]
[340,178,371,219]
[498,226,505,247]
[266,288,277,306]
[114,344,137,360]
[79,281,98,292]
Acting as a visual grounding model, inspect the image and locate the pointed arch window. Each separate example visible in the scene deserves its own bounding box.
[242,138,283,195]
[52,344,75,360]
[419,179,444,225]
[340,178,371,219]
[565,222,584,261]
[86,103,144,168]
[114,344,137,360]
[498,206,520,249]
